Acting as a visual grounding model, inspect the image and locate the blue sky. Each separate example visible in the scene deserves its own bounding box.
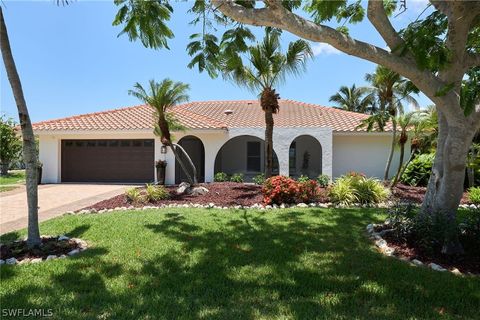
[1,1,432,122]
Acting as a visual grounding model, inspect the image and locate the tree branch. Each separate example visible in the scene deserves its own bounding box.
[212,0,459,119]
[367,0,407,55]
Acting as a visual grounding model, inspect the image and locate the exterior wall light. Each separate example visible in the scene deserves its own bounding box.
[161,145,167,154]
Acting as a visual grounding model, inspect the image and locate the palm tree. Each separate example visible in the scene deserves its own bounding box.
[0,8,41,247]
[129,79,197,185]
[219,28,313,178]
[329,84,374,113]
[391,111,429,187]
[363,66,419,181]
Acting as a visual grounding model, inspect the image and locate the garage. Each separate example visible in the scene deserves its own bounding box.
[61,139,154,183]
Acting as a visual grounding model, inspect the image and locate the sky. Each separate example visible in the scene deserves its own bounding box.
[0,0,433,123]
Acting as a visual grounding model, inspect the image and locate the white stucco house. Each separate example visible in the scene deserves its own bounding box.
[32,99,406,185]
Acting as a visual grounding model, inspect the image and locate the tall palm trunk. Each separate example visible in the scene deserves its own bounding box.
[391,141,405,187]
[260,87,280,178]
[264,108,274,178]
[0,8,41,247]
[384,118,397,181]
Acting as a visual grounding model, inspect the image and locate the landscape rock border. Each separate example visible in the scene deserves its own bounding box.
[0,236,88,266]
[78,202,478,215]
[365,223,473,277]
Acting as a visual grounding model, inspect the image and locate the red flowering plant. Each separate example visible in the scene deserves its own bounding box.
[297,179,321,203]
[262,176,298,205]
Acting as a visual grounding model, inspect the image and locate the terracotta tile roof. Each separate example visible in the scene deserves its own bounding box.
[32,99,392,132]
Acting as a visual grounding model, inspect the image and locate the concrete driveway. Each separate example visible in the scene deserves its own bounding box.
[0,184,133,234]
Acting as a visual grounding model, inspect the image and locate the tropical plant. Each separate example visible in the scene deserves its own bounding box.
[401,153,435,187]
[129,79,198,185]
[360,66,419,181]
[252,173,265,185]
[391,111,430,187]
[468,187,480,205]
[329,84,374,114]
[230,173,244,183]
[0,8,41,247]
[316,174,330,188]
[297,174,310,183]
[218,28,313,178]
[125,188,145,204]
[0,115,22,176]
[329,174,389,205]
[214,172,228,182]
[145,184,169,202]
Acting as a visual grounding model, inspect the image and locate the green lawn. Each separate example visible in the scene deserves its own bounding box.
[1,208,478,319]
[0,170,25,190]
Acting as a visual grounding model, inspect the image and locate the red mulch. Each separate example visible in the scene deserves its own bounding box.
[376,226,479,275]
[0,237,80,262]
[392,183,471,204]
[87,182,264,210]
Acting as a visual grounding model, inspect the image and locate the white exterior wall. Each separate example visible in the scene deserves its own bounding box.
[332,133,411,179]
[38,127,403,185]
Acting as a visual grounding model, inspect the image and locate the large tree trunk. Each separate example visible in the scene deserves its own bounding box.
[421,110,475,255]
[1,163,9,176]
[264,108,274,178]
[384,117,397,181]
[0,8,41,247]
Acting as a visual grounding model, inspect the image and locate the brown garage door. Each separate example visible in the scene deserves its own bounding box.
[61,139,154,183]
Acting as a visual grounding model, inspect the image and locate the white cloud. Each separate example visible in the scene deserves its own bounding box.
[311,43,342,56]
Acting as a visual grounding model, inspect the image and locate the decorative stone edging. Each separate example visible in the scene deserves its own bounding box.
[69,202,478,216]
[366,223,473,276]
[0,236,88,266]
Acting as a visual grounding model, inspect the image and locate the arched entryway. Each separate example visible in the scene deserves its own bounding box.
[175,136,205,184]
[214,135,279,182]
[289,135,322,179]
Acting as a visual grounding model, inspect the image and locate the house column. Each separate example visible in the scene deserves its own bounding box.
[272,129,293,177]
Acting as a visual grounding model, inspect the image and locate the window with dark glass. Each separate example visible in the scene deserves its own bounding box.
[120,140,131,147]
[132,140,142,147]
[86,141,96,147]
[75,141,84,147]
[143,140,154,147]
[97,140,107,147]
[65,141,73,147]
[289,141,296,171]
[109,140,119,147]
[247,141,261,172]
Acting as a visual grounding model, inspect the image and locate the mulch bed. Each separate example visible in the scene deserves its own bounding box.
[87,182,265,210]
[0,237,80,262]
[375,225,479,275]
[391,183,471,204]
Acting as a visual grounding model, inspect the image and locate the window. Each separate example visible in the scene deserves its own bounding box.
[86,141,96,147]
[109,140,119,147]
[247,141,261,172]
[75,141,84,147]
[132,140,142,147]
[120,140,131,147]
[65,141,73,147]
[289,141,296,171]
[143,140,154,147]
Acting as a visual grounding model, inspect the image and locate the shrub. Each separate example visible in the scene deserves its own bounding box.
[297,175,310,183]
[458,209,480,254]
[297,179,320,203]
[214,172,228,182]
[262,176,298,205]
[145,184,169,202]
[316,174,330,188]
[387,202,417,243]
[329,175,389,205]
[400,153,435,186]
[230,173,244,183]
[252,173,265,185]
[125,188,145,204]
[328,177,358,206]
[353,177,390,204]
[468,187,480,205]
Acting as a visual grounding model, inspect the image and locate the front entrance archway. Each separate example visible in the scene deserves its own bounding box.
[175,136,205,184]
[214,135,279,182]
[289,135,322,179]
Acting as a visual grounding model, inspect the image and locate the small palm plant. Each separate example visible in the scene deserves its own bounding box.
[219,28,313,178]
[129,79,197,185]
[329,84,374,114]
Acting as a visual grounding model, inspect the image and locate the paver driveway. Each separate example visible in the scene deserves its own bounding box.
[0,184,133,234]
